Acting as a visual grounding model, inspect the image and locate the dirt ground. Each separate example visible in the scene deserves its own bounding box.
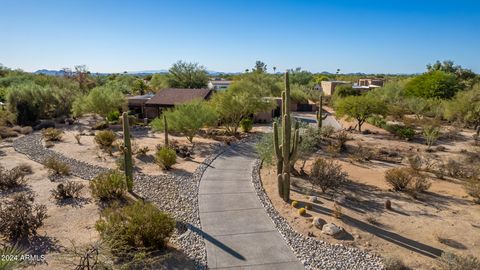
[261,117,480,269]
[51,129,220,175]
[0,143,100,269]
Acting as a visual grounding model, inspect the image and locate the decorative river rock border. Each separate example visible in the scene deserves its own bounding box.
[251,160,385,270]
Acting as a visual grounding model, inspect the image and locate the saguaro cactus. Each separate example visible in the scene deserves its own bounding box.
[316,94,328,129]
[122,112,133,191]
[163,114,169,146]
[273,72,300,202]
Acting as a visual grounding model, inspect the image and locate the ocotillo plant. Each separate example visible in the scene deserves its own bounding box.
[273,72,300,202]
[163,114,169,146]
[122,112,134,192]
[316,94,328,129]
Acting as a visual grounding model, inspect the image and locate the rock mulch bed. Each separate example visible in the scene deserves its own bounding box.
[13,133,227,270]
[251,160,385,270]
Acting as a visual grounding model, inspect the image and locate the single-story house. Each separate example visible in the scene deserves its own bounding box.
[320,81,351,96]
[254,97,319,123]
[358,78,384,87]
[128,88,213,119]
[207,79,232,90]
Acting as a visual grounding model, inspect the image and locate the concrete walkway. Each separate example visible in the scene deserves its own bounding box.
[199,143,304,270]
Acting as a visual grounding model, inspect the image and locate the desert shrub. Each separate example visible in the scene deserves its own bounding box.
[385,124,415,140]
[0,126,19,138]
[92,121,109,130]
[335,130,349,151]
[309,157,348,193]
[350,143,374,162]
[41,128,63,142]
[94,130,116,152]
[0,192,48,241]
[89,170,127,201]
[385,167,414,191]
[95,201,175,253]
[409,174,431,194]
[437,252,480,270]
[106,111,120,122]
[240,118,253,133]
[16,163,33,175]
[50,181,84,200]
[0,109,16,126]
[423,125,440,147]
[464,178,480,203]
[136,146,149,157]
[255,133,274,165]
[407,154,423,171]
[0,165,27,190]
[298,208,306,216]
[384,257,410,270]
[385,167,430,193]
[444,159,466,178]
[43,156,70,176]
[320,125,335,138]
[155,147,176,170]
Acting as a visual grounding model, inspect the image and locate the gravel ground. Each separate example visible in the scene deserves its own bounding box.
[251,160,385,270]
[13,132,228,269]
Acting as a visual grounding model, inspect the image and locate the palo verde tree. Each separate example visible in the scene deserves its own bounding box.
[404,70,460,99]
[167,61,208,89]
[334,94,387,132]
[151,99,216,143]
[444,83,480,134]
[71,85,125,118]
[209,80,274,135]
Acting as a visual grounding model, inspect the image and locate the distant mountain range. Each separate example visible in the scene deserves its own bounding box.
[33,69,239,76]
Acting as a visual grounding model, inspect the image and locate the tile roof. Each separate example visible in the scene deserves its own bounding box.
[145,88,212,106]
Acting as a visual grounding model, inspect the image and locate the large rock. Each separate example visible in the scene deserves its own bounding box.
[309,196,319,203]
[334,195,347,205]
[312,217,326,229]
[322,223,344,237]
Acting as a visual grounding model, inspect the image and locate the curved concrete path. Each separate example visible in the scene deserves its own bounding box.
[199,143,304,270]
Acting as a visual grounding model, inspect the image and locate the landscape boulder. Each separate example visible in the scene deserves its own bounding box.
[334,195,347,205]
[312,217,326,229]
[322,223,344,237]
[309,196,318,203]
[33,120,55,130]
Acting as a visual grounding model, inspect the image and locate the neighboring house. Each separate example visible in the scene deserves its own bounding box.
[207,79,232,90]
[254,97,318,123]
[128,88,213,119]
[358,78,384,87]
[320,81,351,96]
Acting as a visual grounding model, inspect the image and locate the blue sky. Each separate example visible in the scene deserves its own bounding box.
[1,0,479,74]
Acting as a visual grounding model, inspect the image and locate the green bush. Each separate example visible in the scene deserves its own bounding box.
[255,133,274,165]
[385,124,415,140]
[41,128,63,142]
[43,156,70,176]
[0,109,16,126]
[106,111,120,122]
[95,201,175,253]
[155,147,176,170]
[94,130,117,152]
[367,115,387,128]
[437,252,480,270]
[240,118,253,133]
[0,192,48,241]
[90,171,127,201]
